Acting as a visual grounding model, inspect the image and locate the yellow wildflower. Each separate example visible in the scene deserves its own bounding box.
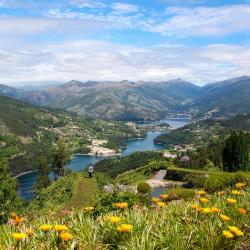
[202,208,212,214]
[226,198,237,204]
[232,190,242,195]
[54,225,68,232]
[160,194,169,200]
[109,216,121,224]
[238,208,247,215]
[199,198,209,204]
[156,201,167,207]
[191,204,202,212]
[211,207,221,213]
[228,226,244,237]
[117,224,133,233]
[40,224,53,232]
[152,197,160,203]
[196,190,206,195]
[223,230,234,239]
[12,233,27,241]
[60,232,73,241]
[84,206,94,212]
[220,214,230,221]
[13,216,24,226]
[235,183,246,189]
[113,202,128,209]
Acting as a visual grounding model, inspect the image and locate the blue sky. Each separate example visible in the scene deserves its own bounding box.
[0,0,250,86]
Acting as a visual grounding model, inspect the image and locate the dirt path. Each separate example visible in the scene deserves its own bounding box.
[146,169,167,188]
[63,176,98,210]
[152,170,167,180]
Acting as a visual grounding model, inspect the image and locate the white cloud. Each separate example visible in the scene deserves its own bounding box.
[0,17,113,35]
[146,4,250,37]
[1,39,250,86]
[111,2,138,13]
[68,0,106,8]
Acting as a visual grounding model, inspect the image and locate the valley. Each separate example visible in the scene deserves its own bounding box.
[0,77,250,250]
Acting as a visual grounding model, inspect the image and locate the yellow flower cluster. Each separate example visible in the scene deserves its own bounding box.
[84,206,94,212]
[60,232,73,241]
[220,214,231,221]
[223,226,244,238]
[156,201,167,207]
[235,182,246,189]
[231,190,242,195]
[199,198,209,204]
[40,224,53,232]
[226,198,237,204]
[54,225,68,232]
[117,224,133,233]
[113,202,128,209]
[109,216,122,224]
[12,233,27,241]
[152,197,160,203]
[160,194,169,200]
[196,190,206,195]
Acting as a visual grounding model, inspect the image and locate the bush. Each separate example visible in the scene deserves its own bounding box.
[166,188,195,200]
[137,182,152,194]
[204,171,249,192]
[183,173,207,188]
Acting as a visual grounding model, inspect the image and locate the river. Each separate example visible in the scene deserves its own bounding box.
[17,118,187,200]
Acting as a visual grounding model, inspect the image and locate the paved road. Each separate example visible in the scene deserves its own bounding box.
[152,170,167,180]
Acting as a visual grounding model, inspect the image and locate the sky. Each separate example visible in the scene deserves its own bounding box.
[0,0,250,86]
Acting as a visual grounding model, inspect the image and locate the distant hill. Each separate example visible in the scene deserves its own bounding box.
[1,76,250,120]
[0,79,200,121]
[194,76,250,119]
[0,95,57,137]
[0,95,142,175]
[154,113,250,146]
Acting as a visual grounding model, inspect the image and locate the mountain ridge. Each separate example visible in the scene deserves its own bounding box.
[0,76,250,120]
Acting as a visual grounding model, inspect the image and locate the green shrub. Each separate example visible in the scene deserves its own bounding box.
[204,171,249,192]
[183,173,207,188]
[166,188,195,200]
[137,182,152,194]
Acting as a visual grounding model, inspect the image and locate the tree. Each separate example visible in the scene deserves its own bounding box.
[0,158,21,223]
[223,131,249,172]
[52,139,70,179]
[35,156,50,191]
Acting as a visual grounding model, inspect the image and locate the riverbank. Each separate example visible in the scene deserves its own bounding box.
[17,117,188,200]
[13,170,37,179]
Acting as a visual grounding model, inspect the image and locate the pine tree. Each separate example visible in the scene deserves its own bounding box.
[0,158,21,223]
[223,131,249,172]
[52,139,70,179]
[35,156,50,191]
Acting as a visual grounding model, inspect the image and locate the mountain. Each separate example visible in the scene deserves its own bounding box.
[0,79,200,121]
[194,76,250,119]
[1,76,250,120]
[0,84,26,99]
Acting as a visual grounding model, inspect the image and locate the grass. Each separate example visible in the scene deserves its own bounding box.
[64,174,98,210]
[1,184,249,249]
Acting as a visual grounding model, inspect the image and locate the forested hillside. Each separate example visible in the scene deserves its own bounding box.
[0,96,142,175]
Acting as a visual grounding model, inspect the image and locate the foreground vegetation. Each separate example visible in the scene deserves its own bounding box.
[0,183,249,249]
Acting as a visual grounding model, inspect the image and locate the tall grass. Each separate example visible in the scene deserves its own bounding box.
[0,186,249,249]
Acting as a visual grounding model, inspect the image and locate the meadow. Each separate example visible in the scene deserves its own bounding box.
[0,183,249,250]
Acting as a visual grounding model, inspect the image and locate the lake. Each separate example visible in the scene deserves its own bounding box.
[17,118,187,200]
